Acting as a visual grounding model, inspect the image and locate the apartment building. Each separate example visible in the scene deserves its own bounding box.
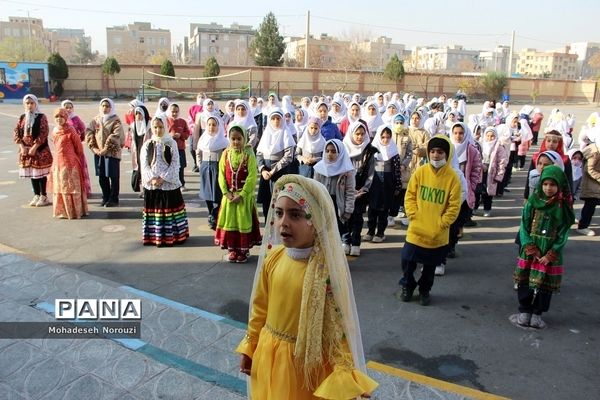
[187,22,255,66]
[107,22,171,63]
[0,16,49,49]
[516,48,577,80]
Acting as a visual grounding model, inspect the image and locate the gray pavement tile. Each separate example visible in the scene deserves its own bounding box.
[195,385,246,400]
[54,339,166,392]
[0,301,53,322]
[0,382,28,400]
[210,329,245,353]
[38,374,127,400]
[188,346,241,376]
[368,369,468,400]
[5,355,85,400]
[134,368,215,400]
[0,338,18,351]
[0,277,53,305]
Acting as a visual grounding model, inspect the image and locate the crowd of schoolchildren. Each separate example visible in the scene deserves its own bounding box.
[13,90,600,398]
[13,92,600,324]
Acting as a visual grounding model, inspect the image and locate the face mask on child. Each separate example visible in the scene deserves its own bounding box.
[430,159,447,169]
[394,125,404,134]
[572,159,582,168]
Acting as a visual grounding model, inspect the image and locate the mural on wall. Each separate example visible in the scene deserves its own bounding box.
[0,62,50,100]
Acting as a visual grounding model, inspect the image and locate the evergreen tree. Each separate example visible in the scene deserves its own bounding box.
[249,12,286,66]
[204,56,220,77]
[48,53,69,97]
[384,54,405,85]
[160,59,175,77]
[102,57,121,97]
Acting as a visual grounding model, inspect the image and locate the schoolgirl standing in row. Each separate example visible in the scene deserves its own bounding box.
[230,100,259,149]
[167,103,191,191]
[197,116,229,230]
[256,108,296,221]
[13,94,53,207]
[296,116,325,178]
[130,106,151,194]
[215,125,262,262]
[342,120,377,256]
[141,116,189,246]
[61,99,92,198]
[364,125,402,243]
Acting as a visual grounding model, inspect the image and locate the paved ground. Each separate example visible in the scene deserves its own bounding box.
[0,101,599,399]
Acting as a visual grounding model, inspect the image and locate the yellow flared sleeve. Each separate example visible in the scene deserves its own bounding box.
[313,365,378,400]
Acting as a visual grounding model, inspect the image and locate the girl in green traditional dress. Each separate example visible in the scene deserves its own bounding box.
[214,124,262,263]
[513,165,575,329]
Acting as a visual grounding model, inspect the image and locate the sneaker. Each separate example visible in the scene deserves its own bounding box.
[399,218,409,226]
[419,291,431,306]
[397,210,407,218]
[35,195,50,207]
[29,195,40,206]
[228,251,237,263]
[516,312,531,327]
[435,264,445,276]
[104,201,119,208]
[361,234,374,242]
[387,216,396,227]
[447,248,456,258]
[400,286,414,302]
[192,166,199,173]
[180,186,187,192]
[372,235,385,243]
[349,245,361,256]
[342,243,351,255]
[236,253,248,263]
[483,211,491,217]
[576,228,596,236]
[529,314,547,329]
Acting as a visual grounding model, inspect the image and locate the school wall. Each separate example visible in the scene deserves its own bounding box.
[61,64,598,103]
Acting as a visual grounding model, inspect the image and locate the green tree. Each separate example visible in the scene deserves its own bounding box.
[102,57,121,97]
[0,37,49,62]
[249,12,286,66]
[47,53,69,98]
[204,56,220,93]
[384,54,405,91]
[74,38,96,64]
[160,59,175,77]
[481,72,508,101]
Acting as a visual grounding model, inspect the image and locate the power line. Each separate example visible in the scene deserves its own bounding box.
[312,14,508,38]
[515,34,567,46]
[0,0,302,19]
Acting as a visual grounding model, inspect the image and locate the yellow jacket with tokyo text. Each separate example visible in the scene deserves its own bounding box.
[404,135,462,248]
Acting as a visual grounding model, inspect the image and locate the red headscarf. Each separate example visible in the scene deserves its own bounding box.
[533,130,568,164]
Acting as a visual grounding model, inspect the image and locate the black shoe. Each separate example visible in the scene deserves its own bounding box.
[504,188,511,192]
[400,286,414,302]
[464,219,477,227]
[447,248,456,258]
[419,291,431,306]
[104,201,119,208]
[100,200,108,207]
[192,166,199,173]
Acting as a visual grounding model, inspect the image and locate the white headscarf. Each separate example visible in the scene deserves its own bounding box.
[346,101,362,125]
[134,107,150,137]
[480,126,498,164]
[256,108,296,157]
[361,101,384,137]
[232,100,258,132]
[313,139,354,177]
[99,98,117,123]
[60,99,77,120]
[372,125,399,161]
[449,122,471,163]
[155,97,170,119]
[22,94,40,131]
[197,115,229,152]
[294,108,308,137]
[343,119,370,158]
[328,98,346,124]
[296,117,325,155]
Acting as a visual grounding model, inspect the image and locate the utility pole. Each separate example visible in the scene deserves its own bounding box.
[304,10,310,69]
[508,30,515,76]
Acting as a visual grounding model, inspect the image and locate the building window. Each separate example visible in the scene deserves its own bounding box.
[149,37,154,45]
[224,34,229,41]
[210,34,218,42]
[12,28,20,36]
[160,37,165,46]
[113,36,122,44]
[139,37,144,44]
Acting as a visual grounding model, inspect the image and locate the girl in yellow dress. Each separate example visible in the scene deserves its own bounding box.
[236,175,378,399]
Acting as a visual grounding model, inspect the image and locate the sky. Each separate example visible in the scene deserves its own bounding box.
[2,0,599,56]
